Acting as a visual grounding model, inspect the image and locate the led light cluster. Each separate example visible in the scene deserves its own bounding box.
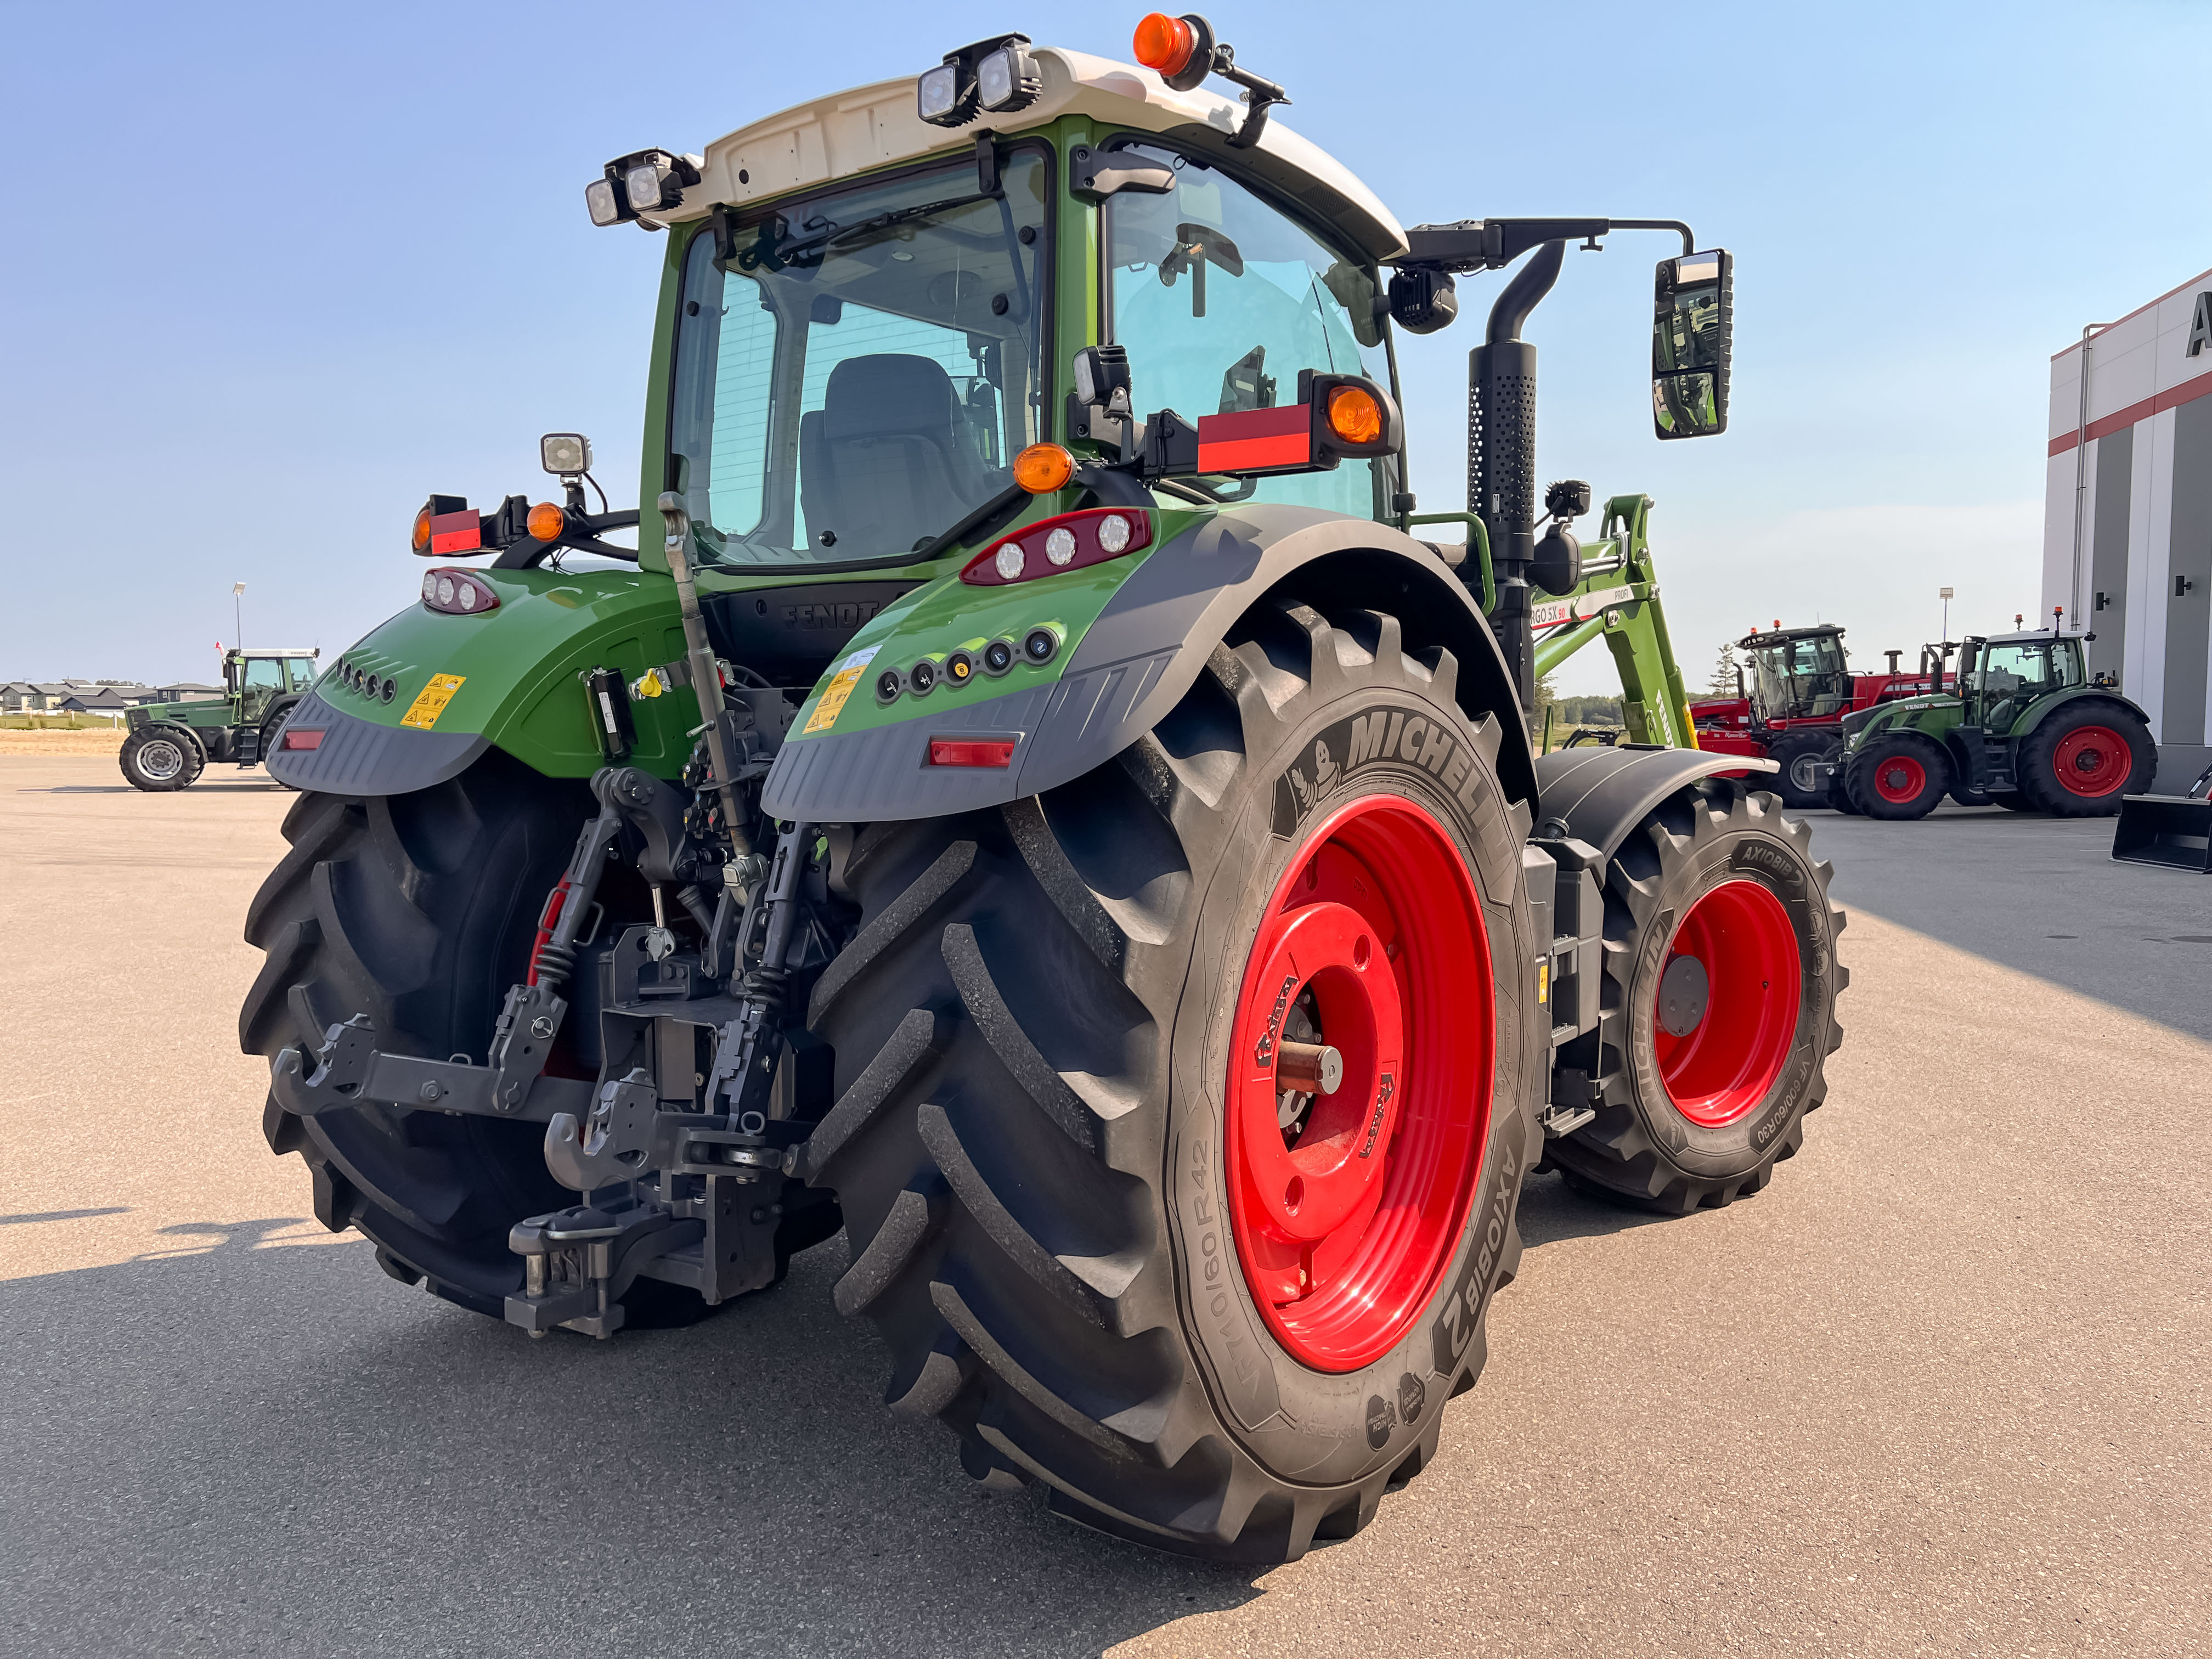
[336,660,399,704]
[960,508,1151,587]
[876,628,1060,703]
[420,567,501,616]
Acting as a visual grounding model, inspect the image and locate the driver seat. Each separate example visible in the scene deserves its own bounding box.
[799,354,993,555]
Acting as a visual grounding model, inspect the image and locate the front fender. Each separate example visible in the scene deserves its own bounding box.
[760,504,1531,823]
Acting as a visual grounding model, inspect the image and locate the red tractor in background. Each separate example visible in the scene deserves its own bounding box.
[1692,622,1942,809]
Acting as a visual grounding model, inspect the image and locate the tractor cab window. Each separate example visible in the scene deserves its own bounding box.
[1748,633,1849,721]
[1103,143,1393,517]
[238,657,285,719]
[669,149,1050,567]
[282,659,314,692]
[1974,640,2081,727]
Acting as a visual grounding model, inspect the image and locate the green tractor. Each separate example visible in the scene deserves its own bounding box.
[119,647,318,791]
[1834,623,2154,819]
[244,17,1845,1564]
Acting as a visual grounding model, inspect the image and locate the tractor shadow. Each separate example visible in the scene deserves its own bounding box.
[0,1227,1259,1658]
[1511,1167,1677,1249]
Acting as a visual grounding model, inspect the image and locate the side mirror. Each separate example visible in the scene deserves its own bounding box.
[1651,249,1731,440]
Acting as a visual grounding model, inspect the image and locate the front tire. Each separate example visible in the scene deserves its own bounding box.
[1549,781,1846,1212]
[807,601,1544,1563]
[1847,733,1950,819]
[120,726,202,792]
[1765,730,1837,811]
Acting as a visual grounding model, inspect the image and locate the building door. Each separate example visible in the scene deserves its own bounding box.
[2165,399,2212,748]
[2089,426,2131,686]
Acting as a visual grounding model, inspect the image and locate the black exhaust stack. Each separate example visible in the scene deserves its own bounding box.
[1469,240,1566,719]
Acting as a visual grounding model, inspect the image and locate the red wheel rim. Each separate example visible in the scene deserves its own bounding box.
[1872,754,1926,804]
[1224,795,1492,1373]
[1652,880,1801,1127]
[2052,725,2130,798]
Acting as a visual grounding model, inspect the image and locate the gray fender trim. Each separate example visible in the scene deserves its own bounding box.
[1533,744,1779,862]
[262,689,491,796]
[761,504,1529,822]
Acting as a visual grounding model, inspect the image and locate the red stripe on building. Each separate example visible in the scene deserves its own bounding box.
[1197,404,1311,473]
[2049,368,2212,456]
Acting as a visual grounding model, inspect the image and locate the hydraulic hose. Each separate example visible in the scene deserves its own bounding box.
[657,492,760,896]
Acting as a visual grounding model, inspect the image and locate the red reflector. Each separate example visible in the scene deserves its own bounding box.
[429,509,482,555]
[281,729,325,751]
[1195,404,1311,475]
[928,738,1015,768]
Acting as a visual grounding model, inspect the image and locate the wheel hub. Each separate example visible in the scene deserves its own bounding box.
[1224,795,1492,1373]
[1652,879,1800,1127]
[2054,725,2129,798]
[137,739,184,781]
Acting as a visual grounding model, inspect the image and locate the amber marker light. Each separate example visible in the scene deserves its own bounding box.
[411,505,433,554]
[1327,384,1384,446]
[1013,442,1076,494]
[527,501,568,542]
[1133,12,1197,76]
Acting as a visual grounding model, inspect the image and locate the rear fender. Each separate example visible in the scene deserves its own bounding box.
[761,504,1532,822]
[2009,686,2152,740]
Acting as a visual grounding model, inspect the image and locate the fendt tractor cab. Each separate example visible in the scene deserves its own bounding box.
[1836,617,2154,819]
[1691,623,1934,808]
[119,647,318,791]
[244,18,1844,1564]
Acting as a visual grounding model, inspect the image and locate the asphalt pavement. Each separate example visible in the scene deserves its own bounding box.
[2,757,2207,1658]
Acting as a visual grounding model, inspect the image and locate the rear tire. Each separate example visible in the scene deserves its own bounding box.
[1765,730,1837,811]
[2016,703,2155,816]
[806,600,1544,1563]
[240,755,597,1316]
[1847,733,1950,820]
[120,726,202,792]
[1549,781,1845,1212]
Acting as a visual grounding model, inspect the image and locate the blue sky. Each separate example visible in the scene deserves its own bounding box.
[4,1,2207,694]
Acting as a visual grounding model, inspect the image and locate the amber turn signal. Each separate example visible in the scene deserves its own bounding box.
[1012,442,1076,494]
[1133,12,1197,76]
[527,501,568,543]
[411,505,433,554]
[1327,385,1384,447]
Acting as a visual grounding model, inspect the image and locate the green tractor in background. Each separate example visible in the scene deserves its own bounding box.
[242,17,1846,1564]
[119,646,318,791]
[1834,623,2154,819]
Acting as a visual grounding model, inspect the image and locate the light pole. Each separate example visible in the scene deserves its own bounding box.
[1939,585,1953,642]
[232,582,246,650]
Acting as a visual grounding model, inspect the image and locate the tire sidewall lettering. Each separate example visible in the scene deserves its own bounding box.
[1167,679,1541,1488]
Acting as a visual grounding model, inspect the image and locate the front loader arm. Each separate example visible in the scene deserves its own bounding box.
[1529,493,1698,750]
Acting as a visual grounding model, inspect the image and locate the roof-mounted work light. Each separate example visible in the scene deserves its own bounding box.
[918,34,1040,127]
[584,149,701,228]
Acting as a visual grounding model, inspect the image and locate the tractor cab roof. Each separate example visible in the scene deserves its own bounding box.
[226,647,319,658]
[1739,624,1844,651]
[642,44,1407,262]
[1974,630,2079,648]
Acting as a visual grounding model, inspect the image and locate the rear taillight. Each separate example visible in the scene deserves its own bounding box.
[928,738,1017,768]
[421,568,501,615]
[281,728,324,751]
[961,508,1151,586]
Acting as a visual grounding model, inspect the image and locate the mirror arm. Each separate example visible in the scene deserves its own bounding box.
[1610,218,1696,257]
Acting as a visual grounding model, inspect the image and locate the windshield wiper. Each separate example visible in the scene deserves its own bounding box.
[743,190,997,270]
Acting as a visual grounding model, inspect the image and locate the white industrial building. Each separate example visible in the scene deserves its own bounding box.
[2043,264,2212,791]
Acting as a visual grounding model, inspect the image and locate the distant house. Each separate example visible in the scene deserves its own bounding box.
[57,688,132,715]
[2,682,80,713]
[154,682,223,702]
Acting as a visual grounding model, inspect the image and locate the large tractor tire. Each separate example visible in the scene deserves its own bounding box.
[119,725,204,792]
[2016,703,2155,816]
[1548,779,1845,1213]
[240,754,592,1314]
[1764,730,1836,811]
[805,601,1545,1564]
[1847,732,1950,820]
